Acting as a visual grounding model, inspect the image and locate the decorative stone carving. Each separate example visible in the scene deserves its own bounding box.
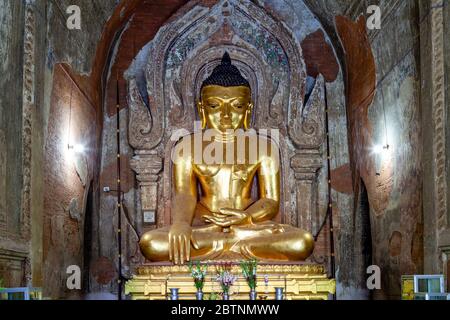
[430,0,447,231]
[135,263,327,275]
[295,75,326,149]
[130,152,163,226]
[291,151,323,231]
[20,0,36,244]
[429,0,450,276]
[128,78,157,150]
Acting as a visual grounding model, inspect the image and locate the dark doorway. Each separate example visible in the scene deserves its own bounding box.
[83,182,94,293]
[359,180,373,298]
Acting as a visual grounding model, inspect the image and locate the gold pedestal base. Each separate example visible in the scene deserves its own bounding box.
[125,263,336,300]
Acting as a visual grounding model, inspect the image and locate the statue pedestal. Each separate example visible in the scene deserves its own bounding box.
[125,262,335,300]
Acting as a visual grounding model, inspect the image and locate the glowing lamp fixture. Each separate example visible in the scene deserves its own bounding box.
[66,84,86,157]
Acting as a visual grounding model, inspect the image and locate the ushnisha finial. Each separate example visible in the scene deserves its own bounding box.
[201,52,250,89]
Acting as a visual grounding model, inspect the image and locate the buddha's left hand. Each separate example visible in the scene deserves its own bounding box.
[203,208,252,227]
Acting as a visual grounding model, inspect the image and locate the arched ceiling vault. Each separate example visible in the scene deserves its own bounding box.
[302,0,354,67]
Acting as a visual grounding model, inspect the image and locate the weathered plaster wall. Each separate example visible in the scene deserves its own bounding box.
[262,0,353,294]
[47,0,117,75]
[42,65,98,299]
[302,0,352,66]
[337,0,423,299]
[335,14,377,300]
[28,0,191,297]
[0,0,25,287]
[38,0,133,297]
[37,0,157,298]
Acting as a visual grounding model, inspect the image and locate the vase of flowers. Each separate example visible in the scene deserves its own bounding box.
[240,259,258,300]
[216,264,237,300]
[188,261,207,300]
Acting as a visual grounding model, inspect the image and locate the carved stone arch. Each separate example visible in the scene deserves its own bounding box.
[231,1,309,146]
[128,0,339,232]
[134,0,310,150]
[142,5,227,150]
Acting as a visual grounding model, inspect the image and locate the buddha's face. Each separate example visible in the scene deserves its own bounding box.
[200,85,252,133]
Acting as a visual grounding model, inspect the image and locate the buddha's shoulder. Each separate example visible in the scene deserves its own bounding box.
[251,133,280,155]
[171,133,196,157]
[248,134,280,165]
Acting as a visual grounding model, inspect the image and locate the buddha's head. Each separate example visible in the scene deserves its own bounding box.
[198,52,253,133]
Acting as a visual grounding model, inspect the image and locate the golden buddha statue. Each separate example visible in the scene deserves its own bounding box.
[139,53,314,265]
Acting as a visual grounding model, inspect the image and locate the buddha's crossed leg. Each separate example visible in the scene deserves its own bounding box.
[139,225,231,262]
[139,223,314,263]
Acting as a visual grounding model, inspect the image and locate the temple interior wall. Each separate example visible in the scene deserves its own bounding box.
[0,0,448,300]
[336,0,423,299]
[0,0,26,288]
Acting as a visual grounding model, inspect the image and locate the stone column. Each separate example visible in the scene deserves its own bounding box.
[21,0,36,245]
[291,151,323,232]
[421,0,449,274]
[130,151,163,226]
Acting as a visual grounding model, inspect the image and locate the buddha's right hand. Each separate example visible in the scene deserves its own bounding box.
[168,223,192,265]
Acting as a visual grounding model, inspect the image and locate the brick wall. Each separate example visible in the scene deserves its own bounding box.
[42,64,98,298]
[105,0,188,116]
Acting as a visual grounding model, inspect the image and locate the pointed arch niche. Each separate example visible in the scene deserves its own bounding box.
[124,0,350,266]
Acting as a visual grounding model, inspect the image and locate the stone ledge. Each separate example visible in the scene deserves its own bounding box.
[135,262,326,276]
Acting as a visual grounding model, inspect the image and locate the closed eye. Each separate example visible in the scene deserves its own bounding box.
[232,101,245,109]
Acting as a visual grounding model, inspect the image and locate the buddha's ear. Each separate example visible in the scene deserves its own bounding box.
[244,103,253,130]
[197,101,207,129]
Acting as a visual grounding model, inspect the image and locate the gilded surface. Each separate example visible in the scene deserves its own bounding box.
[139,55,315,264]
[126,263,335,300]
